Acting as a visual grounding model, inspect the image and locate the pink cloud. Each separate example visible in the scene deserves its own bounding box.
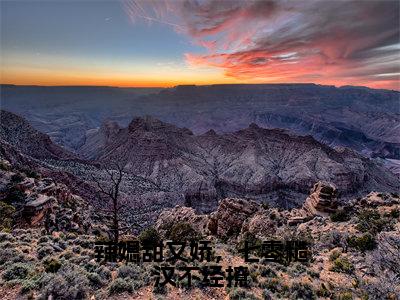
[123,0,400,90]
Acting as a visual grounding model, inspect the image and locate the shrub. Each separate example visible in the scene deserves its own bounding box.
[330,209,350,222]
[2,262,32,281]
[0,248,25,265]
[20,278,40,294]
[117,265,140,280]
[11,173,24,183]
[75,235,95,249]
[259,266,277,278]
[261,202,270,210]
[37,245,54,259]
[139,227,161,246]
[153,284,167,294]
[236,232,263,258]
[347,233,376,252]
[40,264,89,300]
[4,187,25,205]
[0,202,15,232]
[389,208,399,218]
[290,282,316,300]
[260,278,282,293]
[0,232,15,242]
[337,291,353,300]
[356,209,392,234]
[38,236,51,244]
[87,272,104,288]
[43,258,62,273]
[109,278,133,294]
[166,222,200,242]
[71,246,81,254]
[330,257,354,274]
[228,288,258,300]
[96,265,112,281]
[21,168,40,179]
[329,250,341,261]
[0,160,11,171]
[316,284,331,297]
[307,269,320,278]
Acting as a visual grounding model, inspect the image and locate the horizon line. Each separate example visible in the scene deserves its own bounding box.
[1,82,399,92]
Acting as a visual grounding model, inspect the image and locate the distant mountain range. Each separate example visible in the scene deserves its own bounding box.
[1,110,398,213]
[1,83,399,160]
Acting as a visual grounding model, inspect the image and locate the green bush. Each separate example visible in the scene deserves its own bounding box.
[0,201,15,232]
[356,209,392,234]
[330,257,354,274]
[330,209,350,222]
[109,278,133,294]
[20,278,40,294]
[347,233,376,252]
[329,250,341,261]
[166,222,200,242]
[139,227,161,246]
[43,258,62,273]
[2,262,32,281]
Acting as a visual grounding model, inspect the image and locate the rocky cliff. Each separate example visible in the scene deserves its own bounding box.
[80,116,399,212]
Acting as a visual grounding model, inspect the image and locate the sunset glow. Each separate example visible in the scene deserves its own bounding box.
[1,0,399,90]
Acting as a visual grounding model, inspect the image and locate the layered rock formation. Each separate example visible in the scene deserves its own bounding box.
[302,181,339,217]
[79,116,399,212]
[1,110,399,217]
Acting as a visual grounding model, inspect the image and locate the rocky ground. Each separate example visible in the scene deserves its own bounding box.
[0,158,399,300]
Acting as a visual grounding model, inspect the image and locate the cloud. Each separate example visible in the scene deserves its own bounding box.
[123,0,400,89]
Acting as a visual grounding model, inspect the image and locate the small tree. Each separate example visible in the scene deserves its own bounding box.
[90,161,145,242]
[91,162,126,243]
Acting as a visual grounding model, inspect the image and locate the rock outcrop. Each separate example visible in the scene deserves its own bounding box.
[155,198,261,240]
[155,206,209,237]
[302,181,339,217]
[208,198,260,239]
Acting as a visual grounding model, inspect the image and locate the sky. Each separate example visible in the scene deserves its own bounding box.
[1,0,399,90]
